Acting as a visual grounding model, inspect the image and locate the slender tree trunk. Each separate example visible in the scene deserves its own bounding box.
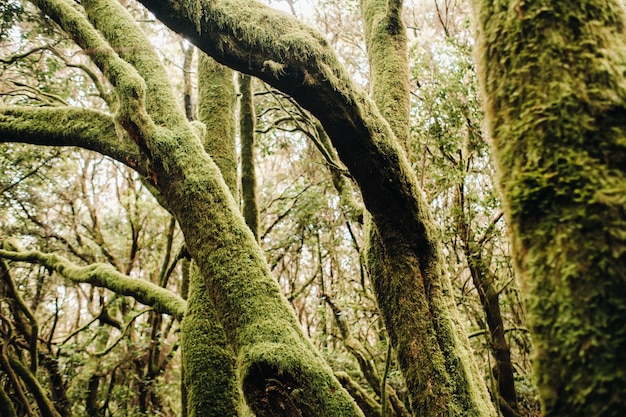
[474,1,626,415]
[239,73,260,241]
[0,382,17,417]
[464,243,518,417]
[197,53,239,195]
[454,181,519,417]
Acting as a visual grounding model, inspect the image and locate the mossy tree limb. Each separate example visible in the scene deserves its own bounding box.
[132,3,494,414]
[0,382,17,417]
[360,0,495,415]
[133,0,446,269]
[0,107,144,174]
[474,1,626,415]
[360,0,410,150]
[0,248,187,320]
[29,0,155,147]
[8,355,62,417]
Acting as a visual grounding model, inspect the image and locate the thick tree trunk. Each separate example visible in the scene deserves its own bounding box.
[81,0,364,415]
[474,1,626,415]
[182,265,239,417]
[0,0,365,414]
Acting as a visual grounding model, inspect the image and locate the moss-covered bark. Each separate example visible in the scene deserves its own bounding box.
[239,74,260,240]
[198,54,238,195]
[474,1,626,415]
[360,0,410,150]
[361,1,495,415]
[0,382,17,417]
[150,133,363,416]
[0,107,143,172]
[182,265,239,417]
[8,355,62,417]
[0,248,186,320]
[183,54,240,417]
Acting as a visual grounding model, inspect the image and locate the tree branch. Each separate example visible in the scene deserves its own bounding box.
[135,0,432,256]
[0,106,146,176]
[0,248,186,321]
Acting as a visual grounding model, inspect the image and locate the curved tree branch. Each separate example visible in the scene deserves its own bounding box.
[0,248,186,321]
[0,106,145,175]
[135,0,435,258]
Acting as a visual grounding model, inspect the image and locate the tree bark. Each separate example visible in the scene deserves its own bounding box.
[239,73,260,240]
[474,1,626,415]
[182,54,240,417]
[360,0,495,415]
[182,265,239,417]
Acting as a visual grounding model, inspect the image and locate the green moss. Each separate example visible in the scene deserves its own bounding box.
[182,265,239,417]
[361,0,410,149]
[82,0,188,131]
[474,1,626,415]
[197,54,238,195]
[0,384,17,417]
[365,224,495,417]
[8,355,61,417]
[360,1,495,415]
[0,248,187,320]
[239,74,260,239]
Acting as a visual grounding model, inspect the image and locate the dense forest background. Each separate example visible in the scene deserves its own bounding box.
[1,0,624,416]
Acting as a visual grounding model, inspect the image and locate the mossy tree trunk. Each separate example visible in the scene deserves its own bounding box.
[180,53,239,417]
[127,5,493,414]
[182,264,239,417]
[239,73,260,241]
[361,0,496,415]
[1,0,504,414]
[474,1,626,415]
